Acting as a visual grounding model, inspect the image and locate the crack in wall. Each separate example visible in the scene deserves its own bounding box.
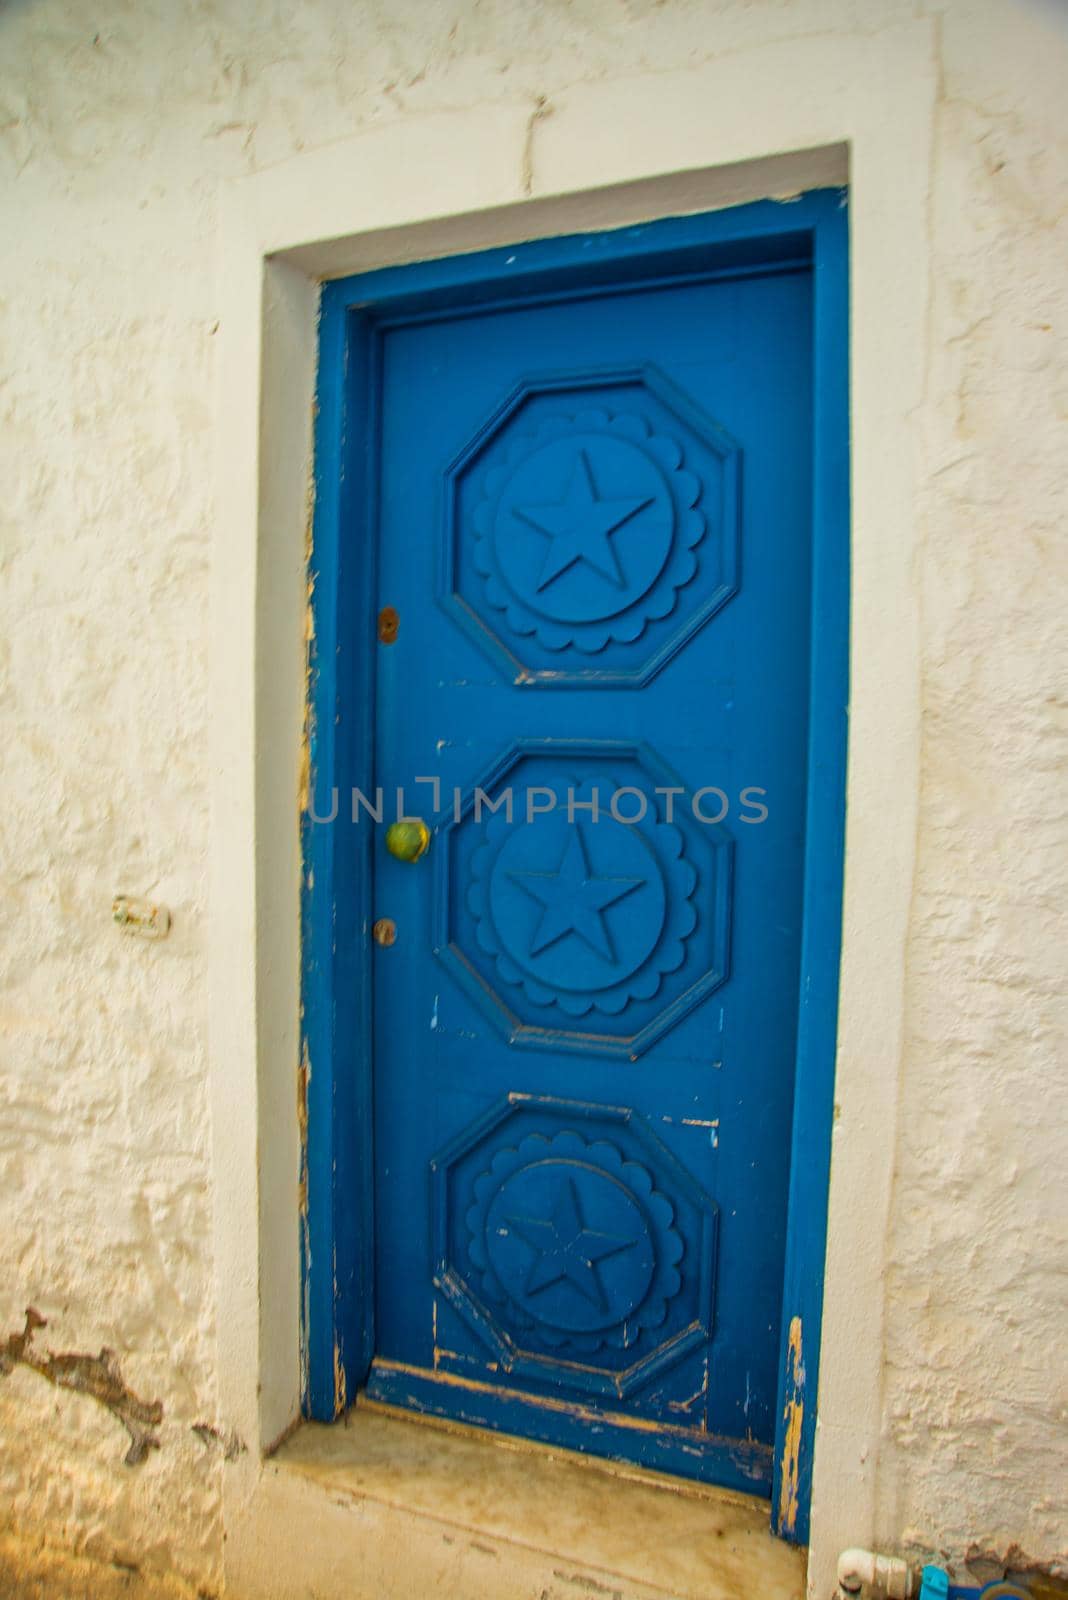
[521,94,553,195]
[0,1308,163,1466]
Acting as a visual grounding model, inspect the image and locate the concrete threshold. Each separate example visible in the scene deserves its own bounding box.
[253,1403,807,1600]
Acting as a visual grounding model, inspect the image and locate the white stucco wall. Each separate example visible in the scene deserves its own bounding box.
[880,6,1068,1563]
[1,2,1065,1597]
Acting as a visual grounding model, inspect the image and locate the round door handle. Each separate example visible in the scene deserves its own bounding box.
[385,818,431,863]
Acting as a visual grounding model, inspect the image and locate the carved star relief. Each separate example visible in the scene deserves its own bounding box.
[514,449,652,592]
[509,829,643,964]
[506,1178,637,1308]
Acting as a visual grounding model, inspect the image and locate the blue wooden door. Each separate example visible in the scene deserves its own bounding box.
[364,251,814,1495]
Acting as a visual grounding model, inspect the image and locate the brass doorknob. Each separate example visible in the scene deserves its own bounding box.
[385,818,431,863]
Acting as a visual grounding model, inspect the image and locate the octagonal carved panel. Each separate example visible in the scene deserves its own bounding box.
[431,1097,718,1397]
[434,740,733,1058]
[441,367,741,686]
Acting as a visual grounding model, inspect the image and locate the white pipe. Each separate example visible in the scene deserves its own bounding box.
[836,1547,916,1599]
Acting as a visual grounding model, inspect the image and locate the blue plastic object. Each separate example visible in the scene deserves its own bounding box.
[918,1565,1033,1600]
[920,1568,951,1600]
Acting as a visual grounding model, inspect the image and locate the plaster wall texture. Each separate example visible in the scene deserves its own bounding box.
[0,1,1065,1596]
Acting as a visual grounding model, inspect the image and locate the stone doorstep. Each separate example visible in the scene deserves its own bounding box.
[228,1404,807,1600]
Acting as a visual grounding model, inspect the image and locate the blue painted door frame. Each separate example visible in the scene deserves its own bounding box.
[301,190,849,1544]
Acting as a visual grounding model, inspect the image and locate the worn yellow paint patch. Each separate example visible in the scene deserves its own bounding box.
[333,1332,347,1418]
[777,1316,804,1536]
[297,1039,310,1216]
[375,1360,730,1446]
[298,572,316,816]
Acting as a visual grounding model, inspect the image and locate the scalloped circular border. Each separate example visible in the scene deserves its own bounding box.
[464,1128,684,1354]
[465,774,698,1018]
[471,408,706,654]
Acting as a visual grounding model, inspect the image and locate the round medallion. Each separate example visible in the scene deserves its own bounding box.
[485,1157,655,1334]
[488,814,665,994]
[493,434,674,625]
[468,773,698,1020]
[465,1129,686,1352]
[471,408,706,656]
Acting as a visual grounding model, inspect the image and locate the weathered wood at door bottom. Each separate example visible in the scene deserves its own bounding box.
[365,1359,773,1495]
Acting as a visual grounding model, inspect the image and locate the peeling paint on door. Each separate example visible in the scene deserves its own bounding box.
[776,1315,804,1537]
